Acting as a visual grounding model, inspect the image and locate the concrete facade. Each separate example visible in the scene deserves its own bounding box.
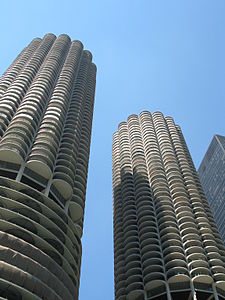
[198,135,225,244]
[0,34,96,299]
[113,111,225,300]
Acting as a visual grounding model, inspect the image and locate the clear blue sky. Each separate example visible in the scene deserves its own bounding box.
[0,1,225,299]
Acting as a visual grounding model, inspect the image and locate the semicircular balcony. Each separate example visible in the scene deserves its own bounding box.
[191,267,212,279]
[144,278,166,297]
[144,272,165,285]
[0,277,43,300]
[142,257,163,271]
[176,207,194,220]
[174,200,192,213]
[142,247,162,263]
[149,167,166,179]
[214,273,225,284]
[142,264,164,278]
[199,226,214,236]
[170,189,188,202]
[175,205,193,217]
[123,230,139,242]
[203,239,217,251]
[163,243,184,255]
[207,247,222,258]
[115,273,126,285]
[52,167,74,201]
[142,252,163,269]
[165,259,188,272]
[122,202,136,214]
[158,215,177,228]
[0,215,76,284]
[124,241,140,253]
[182,232,201,244]
[178,214,196,226]
[153,189,171,201]
[125,260,142,274]
[116,289,126,300]
[166,267,190,280]
[189,259,209,271]
[124,233,139,246]
[196,215,210,224]
[140,233,159,249]
[137,210,155,223]
[156,204,175,216]
[125,252,141,265]
[164,251,186,266]
[126,287,144,300]
[161,232,182,245]
[4,126,32,146]
[186,245,205,257]
[123,217,137,229]
[141,239,160,256]
[161,238,183,251]
[157,208,176,221]
[28,147,55,170]
[126,274,143,287]
[136,200,154,212]
[211,265,225,276]
[138,218,157,232]
[125,247,140,258]
[184,239,202,250]
[1,202,77,262]
[167,273,190,289]
[122,210,136,222]
[135,194,154,206]
[0,141,26,165]
[123,223,138,234]
[139,226,158,240]
[201,232,216,242]
[180,225,199,237]
[159,225,180,238]
[187,252,207,264]
[68,201,83,223]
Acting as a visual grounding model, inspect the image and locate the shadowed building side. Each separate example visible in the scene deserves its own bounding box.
[0,34,96,300]
[198,135,225,244]
[113,111,225,300]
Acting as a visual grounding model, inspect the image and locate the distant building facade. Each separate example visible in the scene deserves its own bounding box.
[198,134,225,243]
[0,34,96,300]
[113,112,225,300]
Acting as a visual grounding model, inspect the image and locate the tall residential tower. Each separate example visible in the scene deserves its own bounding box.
[113,111,225,300]
[198,135,225,244]
[0,34,96,300]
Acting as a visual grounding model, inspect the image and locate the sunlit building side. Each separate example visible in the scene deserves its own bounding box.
[0,33,96,300]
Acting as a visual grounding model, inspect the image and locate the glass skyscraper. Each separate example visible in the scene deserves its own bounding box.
[198,134,225,244]
[113,111,225,300]
[0,34,96,300]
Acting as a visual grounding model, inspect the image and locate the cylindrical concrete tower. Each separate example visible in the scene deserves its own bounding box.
[0,34,96,300]
[113,111,225,300]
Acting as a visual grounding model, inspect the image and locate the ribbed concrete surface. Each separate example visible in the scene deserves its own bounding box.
[0,34,96,300]
[113,111,225,300]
